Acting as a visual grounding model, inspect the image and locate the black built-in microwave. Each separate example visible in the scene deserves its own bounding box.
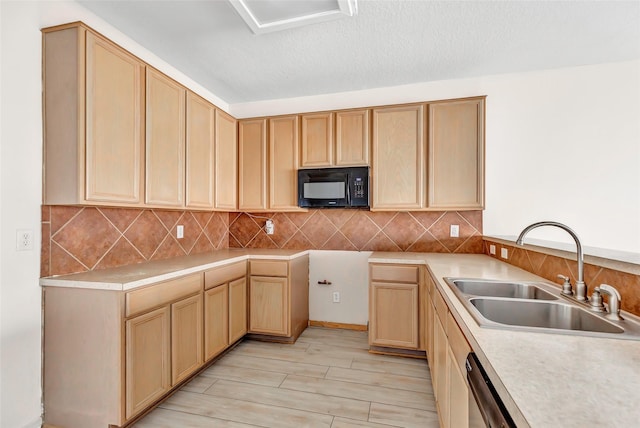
[297,167,369,208]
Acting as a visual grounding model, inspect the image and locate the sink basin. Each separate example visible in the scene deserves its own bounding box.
[449,279,558,300]
[469,298,624,334]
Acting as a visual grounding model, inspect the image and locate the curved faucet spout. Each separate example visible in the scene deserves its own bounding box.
[515,221,587,301]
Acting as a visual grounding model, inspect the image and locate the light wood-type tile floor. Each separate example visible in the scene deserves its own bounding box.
[132,327,439,428]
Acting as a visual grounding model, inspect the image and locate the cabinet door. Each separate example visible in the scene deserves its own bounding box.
[215,109,238,210]
[125,306,170,419]
[145,68,186,207]
[369,282,419,349]
[204,284,229,361]
[448,345,469,428]
[171,294,203,385]
[186,91,215,209]
[433,313,449,427]
[301,113,333,167]
[336,109,370,166]
[85,31,144,204]
[269,116,300,210]
[238,119,268,210]
[249,276,289,335]
[229,277,248,343]
[428,97,485,209]
[372,105,424,210]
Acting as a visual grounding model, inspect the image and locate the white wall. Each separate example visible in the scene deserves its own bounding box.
[308,251,371,325]
[0,2,234,426]
[233,61,640,256]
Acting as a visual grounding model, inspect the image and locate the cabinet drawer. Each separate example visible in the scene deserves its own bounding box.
[126,273,202,317]
[370,264,419,283]
[204,261,246,290]
[250,260,288,277]
[433,286,448,327]
[447,311,471,372]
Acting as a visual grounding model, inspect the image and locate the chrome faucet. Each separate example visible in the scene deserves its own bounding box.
[516,221,587,301]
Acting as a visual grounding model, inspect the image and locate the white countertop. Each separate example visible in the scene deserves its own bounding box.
[40,249,309,291]
[370,252,640,428]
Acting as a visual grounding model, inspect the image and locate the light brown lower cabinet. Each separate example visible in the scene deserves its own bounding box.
[125,306,171,420]
[171,294,203,385]
[368,263,424,352]
[43,269,240,428]
[204,283,229,360]
[203,261,247,360]
[229,277,248,342]
[249,275,289,335]
[248,256,309,341]
[430,280,472,428]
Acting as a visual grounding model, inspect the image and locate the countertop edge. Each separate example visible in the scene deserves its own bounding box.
[40,250,310,291]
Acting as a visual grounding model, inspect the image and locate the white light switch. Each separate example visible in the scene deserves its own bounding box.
[450,224,460,238]
[176,225,184,239]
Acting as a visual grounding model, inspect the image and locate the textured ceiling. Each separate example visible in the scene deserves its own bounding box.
[78,0,640,104]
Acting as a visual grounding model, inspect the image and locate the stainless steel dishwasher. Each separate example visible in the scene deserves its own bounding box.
[466,352,516,428]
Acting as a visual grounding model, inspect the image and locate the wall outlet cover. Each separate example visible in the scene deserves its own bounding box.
[501,247,509,259]
[176,225,184,239]
[450,224,460,238]
[490,244,496,255]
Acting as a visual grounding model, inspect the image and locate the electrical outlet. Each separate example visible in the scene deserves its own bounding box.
[332,291,340,303]
[450,224,459,238]
[265,220,274,235]
[490,244,496,255]
[16,229,34,251]
[176,225,184,239]
[501,247,509,259]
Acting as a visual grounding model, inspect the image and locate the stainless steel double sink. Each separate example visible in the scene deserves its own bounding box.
[444,278,640,340]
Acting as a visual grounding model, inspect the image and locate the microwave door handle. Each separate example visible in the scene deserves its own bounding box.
[346,180,351,204]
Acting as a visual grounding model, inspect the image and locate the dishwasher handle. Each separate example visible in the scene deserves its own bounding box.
[466,353,516,428]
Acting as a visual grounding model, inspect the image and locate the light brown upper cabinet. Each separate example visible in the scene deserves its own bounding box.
[428,97,485,209]
[300,113,334,167]
[269,115,301,211]
[145,69,186,207]
[336,109,370,166]
[371,104,425,210]
[186,91,215,209]
[215,110,238,210]
[238,119,268,210]
[43,23,145,206]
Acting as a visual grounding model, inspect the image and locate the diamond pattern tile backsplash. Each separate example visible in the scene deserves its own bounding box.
[41,206,229,277]
[42,206,483,277]
[228,209,483,253]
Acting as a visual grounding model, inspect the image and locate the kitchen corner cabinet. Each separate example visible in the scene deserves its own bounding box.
[369,263,423,351]
[186,91,216,209]
[428,97,485,209]
[145,68,186,207]
[215,109,238,210]
[238,119,268,211]
[204,261,247,360]
[371,105,425,210]
[248,256,309,341]
[269,116,302,211]
[300,112,334,167]
[43,23,145,206]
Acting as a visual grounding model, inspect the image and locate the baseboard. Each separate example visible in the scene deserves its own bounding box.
[308,320,368,331]
[369,345,427,359]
